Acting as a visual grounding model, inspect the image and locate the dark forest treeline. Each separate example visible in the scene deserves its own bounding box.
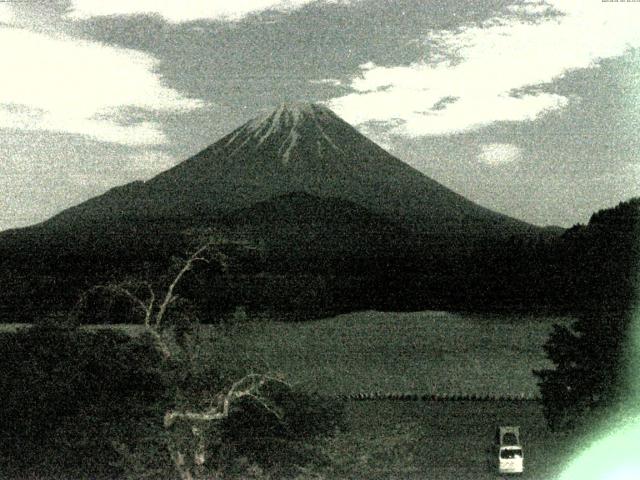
[535,198,640,430]
[0,198,637,323]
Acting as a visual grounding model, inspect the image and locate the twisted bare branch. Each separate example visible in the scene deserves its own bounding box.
[155,244,219,329]
[163,372,289,479]
[79,282,171,356]
[72,242,228,360]
[164,373,288,428]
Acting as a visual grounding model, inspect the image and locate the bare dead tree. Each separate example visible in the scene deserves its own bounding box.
[72,243,225,357]
[164,373,290,480]
[72,241,289,480]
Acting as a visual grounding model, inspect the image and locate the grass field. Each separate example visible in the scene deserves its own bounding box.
[233,310,573,397]
[322,400,582,480]
[1,310,572,397]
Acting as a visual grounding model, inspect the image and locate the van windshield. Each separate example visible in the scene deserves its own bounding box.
[502,433,518,445]
[500,449,522,459]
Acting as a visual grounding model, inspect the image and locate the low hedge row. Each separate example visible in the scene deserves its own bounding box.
[329,392,540,401]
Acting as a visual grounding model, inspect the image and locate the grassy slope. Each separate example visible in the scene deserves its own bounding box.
[235,310,572,397]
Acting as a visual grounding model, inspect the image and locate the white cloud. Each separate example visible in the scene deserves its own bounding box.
[68,0,336,22]
[0,26,203,145]
[310,78,343,86]
[0,108,167,145]
[478,143,522,165]
[328,0,640,137]
[507,2,553,15]
[0,4,13,24]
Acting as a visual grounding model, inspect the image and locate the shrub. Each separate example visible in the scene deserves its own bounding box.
[0,323,169,479]
[217,388,346,478]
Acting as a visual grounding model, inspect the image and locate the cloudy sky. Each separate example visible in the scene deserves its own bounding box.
[0,0,639,230]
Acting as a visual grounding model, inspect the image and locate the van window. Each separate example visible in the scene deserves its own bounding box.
[500,449,522,459]
[502,433,518,445]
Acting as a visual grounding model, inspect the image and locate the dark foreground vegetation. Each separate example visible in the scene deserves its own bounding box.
[0,323,344,479]
[0,324,167,479]
[0,321,584,480]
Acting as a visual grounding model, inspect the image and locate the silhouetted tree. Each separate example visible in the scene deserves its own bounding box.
[535,198,640,430]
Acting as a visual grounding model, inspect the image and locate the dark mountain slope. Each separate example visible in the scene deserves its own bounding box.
[227,191,406,231]
[41,102,536,236]
[217,191,413,269]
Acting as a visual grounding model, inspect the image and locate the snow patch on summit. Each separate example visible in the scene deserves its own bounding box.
[309,114,342,153]
[220,102,346,164]
[279,128,300,163]
[235,102,342,159]
[251,102,314,145]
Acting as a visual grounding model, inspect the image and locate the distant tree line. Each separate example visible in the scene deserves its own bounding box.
[0,199,638,323]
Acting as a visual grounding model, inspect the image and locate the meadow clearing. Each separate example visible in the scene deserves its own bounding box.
[230,311,586,478]
[229,310,573,397]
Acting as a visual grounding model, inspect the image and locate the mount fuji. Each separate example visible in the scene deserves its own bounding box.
[40,102,536,236]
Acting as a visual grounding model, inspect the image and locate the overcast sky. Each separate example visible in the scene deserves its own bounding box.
[0,0,639,230]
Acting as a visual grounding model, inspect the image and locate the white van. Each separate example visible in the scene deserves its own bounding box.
[498,445,524,474]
